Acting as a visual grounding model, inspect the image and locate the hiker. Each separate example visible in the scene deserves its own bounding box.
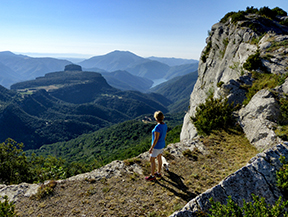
[145,111,168,181]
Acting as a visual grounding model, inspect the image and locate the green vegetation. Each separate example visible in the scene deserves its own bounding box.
[1,69,170,150]
[243,51,263,71]
[220,6,287,24]
[191,93,236,136]
[208,195,288,217]
[266,40,288,53]
[26,113,184,166]
[149,71,198,113]
[280,96,288,120]
[276,156,288,197]
[207,154,288,216]
[217,81,224,88]
[0,114,183,185]
[220,11,246,24]
[27,121,152,166]
[15,128,257,216]
[276,96,288,140]
[166,125,181,144]
[280,19,288,27]
[0,139,32,184]
[242,71,288,106]
[0,138,100,184]
[31,180,57,200]
[272,7,288,16]
[219,38,229,58]
[201,41,212,63]
[182,148,201,161]
[0,195,16,217]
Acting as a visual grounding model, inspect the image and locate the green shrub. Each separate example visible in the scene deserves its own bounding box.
[220,10,247,24]
[0,139,33,184]
[272,7,287,16]
[257,6,277,19]
[220,12,236,23]
[191,94,236,136]
[230,11,247,24]
[217,81,224,88]
[275,126,288,141]
[32,180,57,200]
[276,156,288,196]
[245,6,258,14]
[280,97,288,120]
[280,19,288,27]
[0,196,16,217]
[220,7,287,25]
[243,51,263,71]
[208,194,288,217]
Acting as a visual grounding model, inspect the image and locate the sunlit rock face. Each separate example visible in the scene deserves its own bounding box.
[181,13,288,146]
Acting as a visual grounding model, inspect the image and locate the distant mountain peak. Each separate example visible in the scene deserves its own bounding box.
[0,51,16,56]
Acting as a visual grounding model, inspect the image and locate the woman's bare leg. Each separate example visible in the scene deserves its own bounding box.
[157,154,162,173]
[150,157,156,175]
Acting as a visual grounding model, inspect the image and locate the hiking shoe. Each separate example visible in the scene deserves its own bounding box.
[145,175,156,181]
[155,172,162,177]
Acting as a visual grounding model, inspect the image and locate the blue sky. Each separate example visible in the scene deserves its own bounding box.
[1,0,288,60]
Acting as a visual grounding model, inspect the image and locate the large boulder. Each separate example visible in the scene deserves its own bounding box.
[238,89,282,150]
[170,143,288,216]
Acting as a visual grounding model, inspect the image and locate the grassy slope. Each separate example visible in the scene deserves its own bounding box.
[16,129,258,217]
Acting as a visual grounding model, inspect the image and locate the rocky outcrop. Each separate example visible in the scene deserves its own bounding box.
[0,138,204,203]
[170,142,288,216]
[0,183,39,202]
[181,13,288,145]
[181,19,257,141]
[238,89,282,150]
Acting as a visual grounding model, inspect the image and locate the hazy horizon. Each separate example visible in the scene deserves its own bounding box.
[1,0,287,59]
[13,50,198,61]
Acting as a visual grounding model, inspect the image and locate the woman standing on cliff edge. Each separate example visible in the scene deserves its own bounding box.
[145,111,168,181]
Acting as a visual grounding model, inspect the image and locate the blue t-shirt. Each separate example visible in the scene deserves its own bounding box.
[151,123,167,149]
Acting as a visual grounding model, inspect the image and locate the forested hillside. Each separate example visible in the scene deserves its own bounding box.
[149,71,198,113]
[25,112,184,166]
[1,65,171,150]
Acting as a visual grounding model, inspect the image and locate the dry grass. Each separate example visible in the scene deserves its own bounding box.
[15,129,258,216]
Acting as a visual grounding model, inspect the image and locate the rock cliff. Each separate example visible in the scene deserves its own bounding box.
[181,10,288,151]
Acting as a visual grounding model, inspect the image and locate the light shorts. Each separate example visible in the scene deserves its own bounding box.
[150,148,164,158]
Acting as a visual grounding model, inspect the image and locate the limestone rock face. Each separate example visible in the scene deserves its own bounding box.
[238,89,282,150]
[181,20,257,141]
[170,143,288,216]
[181,14,288,142]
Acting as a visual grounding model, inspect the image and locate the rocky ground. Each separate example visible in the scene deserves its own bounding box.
[0,129,258,217]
